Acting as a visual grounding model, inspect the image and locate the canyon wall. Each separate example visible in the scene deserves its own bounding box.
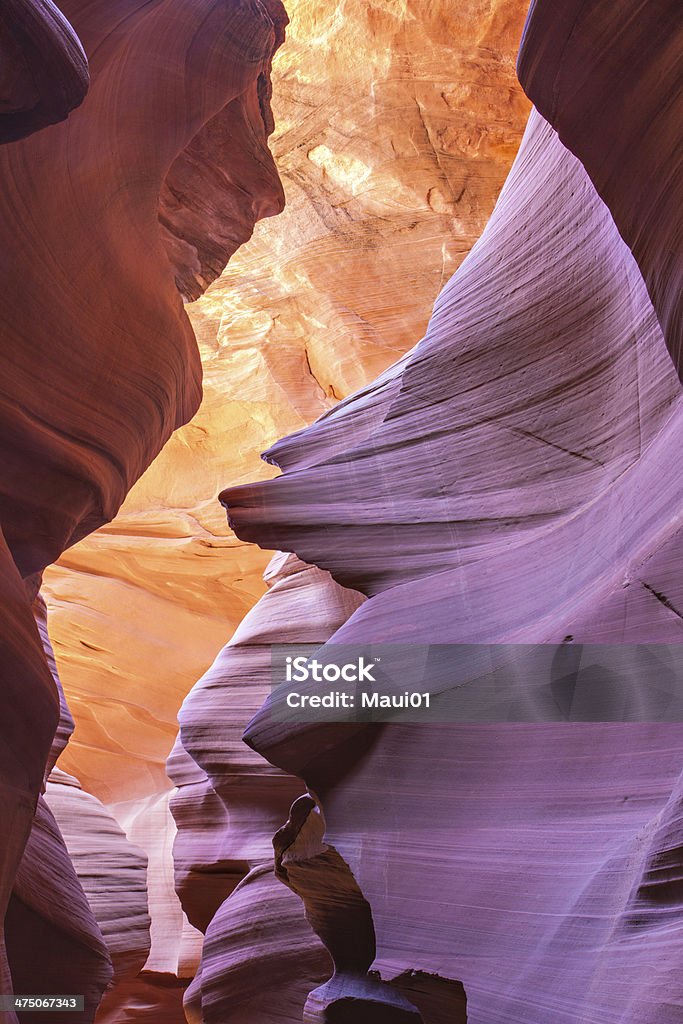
[518,0,682,376]
[2,1,532,1019]
[0,0,286,1019]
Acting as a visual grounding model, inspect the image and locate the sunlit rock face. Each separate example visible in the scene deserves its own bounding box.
[0,2,530,1017]
[224,109,681,632]
[44,0,531,808]
[0,0,285,581]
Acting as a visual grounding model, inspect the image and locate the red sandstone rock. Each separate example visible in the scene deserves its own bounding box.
[9,792,112,1023]
[3,3,682,1023]
[0,533,59,1019]
[0,1,287,1017]
[0,0,286,579]
[32,594,74,777]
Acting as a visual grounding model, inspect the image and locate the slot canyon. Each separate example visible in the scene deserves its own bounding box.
[0,1,682,1022]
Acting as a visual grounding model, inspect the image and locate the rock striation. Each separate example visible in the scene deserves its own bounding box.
[170,553,363,1020]
[8,790,112,1023]
[4,1,682,1022]
[223,109,681,641]
[0,536,60,1019]
[6,2,532,1017]
[45,770,151,1016]
[0,0,286,581]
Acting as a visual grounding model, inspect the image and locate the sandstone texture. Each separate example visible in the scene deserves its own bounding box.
[169,553,362,1019]
[518,0,683,375]
[0,0,89,143]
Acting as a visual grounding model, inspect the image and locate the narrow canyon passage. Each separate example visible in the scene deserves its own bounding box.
[0,1,681,1023]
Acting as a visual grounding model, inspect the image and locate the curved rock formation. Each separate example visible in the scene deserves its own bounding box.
[213,105,683,1022]
[169,553,363,1017]
[184,864,330,1024]
[1,598,113,1024]
[0,0,286,580]
[45,770,151,1011]
[0,537,59,1020]
[223,109,681,642]
[32,594,74,776]
[8,791,112,1023]
[6,2,680,1022]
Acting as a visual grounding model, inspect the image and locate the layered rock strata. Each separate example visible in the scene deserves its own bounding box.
[0,0,89,143]
[170,553,363,1020]
[0,0,286,580]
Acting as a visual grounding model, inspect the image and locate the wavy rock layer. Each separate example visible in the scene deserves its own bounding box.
[0,536,59,1022]
[44,0,531,807]
[169,553,363,1018]
[45,770,150,996]
[0,0,285,581]
[2,600,112,1024]
[183,864,331,1024]
[224,109,681,640]
[8,792,112,1023]
[212,104,683,1022]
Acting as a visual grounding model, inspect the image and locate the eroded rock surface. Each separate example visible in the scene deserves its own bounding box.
[0,0,89,143]
[169,553,363,1018]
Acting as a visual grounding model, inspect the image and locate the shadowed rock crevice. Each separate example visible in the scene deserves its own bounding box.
[0,0,89,143]
[275,794,434,1023]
